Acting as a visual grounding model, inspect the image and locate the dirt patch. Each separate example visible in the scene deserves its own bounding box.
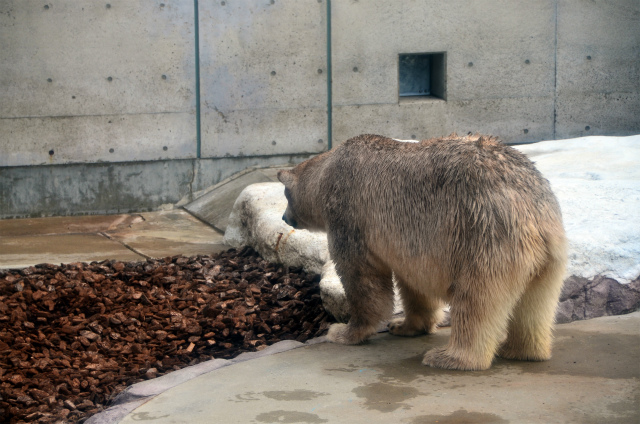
[0,246,332,423]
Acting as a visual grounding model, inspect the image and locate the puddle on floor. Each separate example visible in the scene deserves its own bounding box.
[352,381,421,412]
[407,408,509,423]
[261,390,330,401]
[254,410,328,423]
[232,389,329,403]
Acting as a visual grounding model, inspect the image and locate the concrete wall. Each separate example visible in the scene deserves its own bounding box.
[331,0,557,144]
[0,153,314,218]
[331,0,639,145]
[555,0,640,139]
[0,0,197,167]
[199,0,328,157]
[0,0,327,169]
[1,0,638,218]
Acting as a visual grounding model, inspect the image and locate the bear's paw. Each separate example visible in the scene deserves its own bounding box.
[388,317,432,337]
[326,323,373,345]
[422,346,492,371]
[497,343,552,362]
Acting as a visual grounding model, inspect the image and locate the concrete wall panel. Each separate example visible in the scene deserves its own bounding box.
[556,92,640,140]
[198,0,327,157]
[0,113,195,167]
[0,161,194,218]
[202,108,328,158]
[447,97,555,143]
[0,0,196,165]
[555,0,640,137]
[0,155,313,219]
[331,0,556,106]
[333,96,554,145]
[333,101,450,144]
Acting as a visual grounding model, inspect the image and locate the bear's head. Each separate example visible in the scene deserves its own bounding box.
[277,170,299,228]
[277,165,326,232]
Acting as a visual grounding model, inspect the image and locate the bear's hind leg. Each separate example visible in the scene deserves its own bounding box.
[423,273,524,371]
[327,264,395,345]
[498,255,566,361]
[389,277,444,336]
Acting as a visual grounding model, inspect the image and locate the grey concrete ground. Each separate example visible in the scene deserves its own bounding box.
[113,313,639,424]
[183,166,289,232]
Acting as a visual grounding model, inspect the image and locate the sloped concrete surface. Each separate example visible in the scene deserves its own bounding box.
[115,312,640,424]
[86,341,311,424]
[183,166,290,232]
[0,214,145,268]
[104,210,227,259]
[0,214,142,237]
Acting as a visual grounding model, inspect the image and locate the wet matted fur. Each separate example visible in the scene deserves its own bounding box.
[278,134,567,371]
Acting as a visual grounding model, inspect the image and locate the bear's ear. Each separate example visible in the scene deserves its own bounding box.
[277,170,294,187]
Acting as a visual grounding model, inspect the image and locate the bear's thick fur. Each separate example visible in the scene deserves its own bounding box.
[278,134,567,370]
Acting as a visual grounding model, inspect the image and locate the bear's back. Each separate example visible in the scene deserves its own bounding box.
[329,133,548,207]
[320,134,563,274]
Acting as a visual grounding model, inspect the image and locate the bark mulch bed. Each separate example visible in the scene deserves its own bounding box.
[0,246,332,424]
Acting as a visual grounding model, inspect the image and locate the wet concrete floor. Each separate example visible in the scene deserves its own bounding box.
[0,210,227,269]
[116,313,639,424]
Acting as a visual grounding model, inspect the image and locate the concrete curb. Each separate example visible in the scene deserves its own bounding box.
[85,339,321,424]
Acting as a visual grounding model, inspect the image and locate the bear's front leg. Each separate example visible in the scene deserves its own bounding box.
[326,262,395,345]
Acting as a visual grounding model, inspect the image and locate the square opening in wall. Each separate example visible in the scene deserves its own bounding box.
[399,53,446,100]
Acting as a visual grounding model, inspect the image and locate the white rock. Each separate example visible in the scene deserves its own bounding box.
[224,183,350,320]
[224,183,329,275]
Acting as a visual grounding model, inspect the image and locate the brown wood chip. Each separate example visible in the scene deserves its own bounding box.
[0,247,330,424]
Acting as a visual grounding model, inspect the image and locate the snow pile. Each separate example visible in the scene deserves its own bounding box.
[515,135,640,284]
